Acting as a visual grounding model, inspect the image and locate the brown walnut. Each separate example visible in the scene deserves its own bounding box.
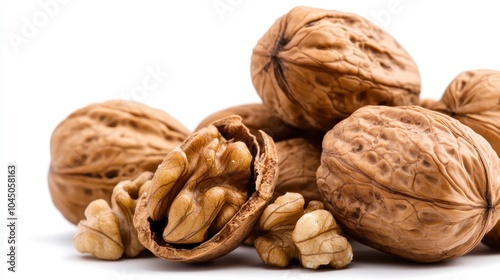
[317,105,500,262]
[251,6,420,132]
[195,103,310,142]
[134,115,278,263]
[49,100,190,225]
[74,171,152,260]
[429,69,500,157]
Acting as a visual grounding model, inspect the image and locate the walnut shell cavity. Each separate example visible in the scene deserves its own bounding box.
[430,69,500,157]
[195,103,321,143]
[49,100,190,225]
[317,105,500,262]
[251,6,420,132]
[134,115,279,263]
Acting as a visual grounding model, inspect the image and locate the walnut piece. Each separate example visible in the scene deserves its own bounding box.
[251,6,420,131]
[49,100,190,224]
[254,192,352,269]
[317,105,500,262]
[429,69,500,157]
[74,171,153,260]
[134,115,278,263]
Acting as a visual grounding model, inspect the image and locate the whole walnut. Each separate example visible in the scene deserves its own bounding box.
[251,6,420,132]
[429,69,500,157]
[49,100,190,225]
[195,103,310,142]
[317,105,500,262]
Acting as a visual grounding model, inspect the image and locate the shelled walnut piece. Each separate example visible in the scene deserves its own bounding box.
[49,100,190,224]
[74,171,153,260]
[251,6,420,132]
[134,115,278,263]
[317,105,500,262]
[254,192,352,269]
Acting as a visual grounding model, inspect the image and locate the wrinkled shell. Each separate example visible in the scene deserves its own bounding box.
[49,100,190,224]
[195,103,312,142]
[134,115,278,263]
[429,69,500,156]
[251,6,420,131]
[317,105,500,262]
[274,138,323,203]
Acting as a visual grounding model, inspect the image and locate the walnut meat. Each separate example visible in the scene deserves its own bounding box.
[429,69,500,156]
[254,192,352,269]
[74,171,152,260]
[251,6,420,131]
[49,100,190,224]
[134,115,278,262]
[317,105,500,262]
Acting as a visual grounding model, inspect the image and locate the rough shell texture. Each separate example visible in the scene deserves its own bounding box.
[251,6,420,131]
[317,105,500,262]
[195,103,312,142]
[430,69,500,157]
[274,138,323,203]
[134,115,278,263]
[49,100,190,224]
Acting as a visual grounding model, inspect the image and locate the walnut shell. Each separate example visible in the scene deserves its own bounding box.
[49,100,190,224]
[273,138,322,203]
[251,6,420,131]
[195,103,320,143]
[317,105,500,262]
[134,115,278,262]
[429,69,500,157]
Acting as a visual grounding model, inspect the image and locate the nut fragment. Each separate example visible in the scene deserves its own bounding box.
[74,171,153,260]
[429,69,500,156]
[254,192,352,269]
[73,199,123,260]
[49,100,190,224]
[251,6,420,131]
[134,115,278,263]
[317,105,500,262]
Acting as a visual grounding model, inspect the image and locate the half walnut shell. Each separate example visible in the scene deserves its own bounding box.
[134,115,278,262]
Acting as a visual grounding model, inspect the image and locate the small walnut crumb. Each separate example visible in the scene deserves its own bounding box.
[254,192,352,269]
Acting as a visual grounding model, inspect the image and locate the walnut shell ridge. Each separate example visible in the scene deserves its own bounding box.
[251,6,420,131]
[49,100,190,224]
[317,105,500,262]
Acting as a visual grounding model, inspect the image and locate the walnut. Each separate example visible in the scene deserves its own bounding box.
[49,100,190,224]
[134,115,279,262]
[428,69,500,157]
[251,6,420,132]
[483,220,500,250]
[195,103,314,142]
[74,172,152,260]
[254,192,352,269]
[317,105,500,262]
[273,138,322,203]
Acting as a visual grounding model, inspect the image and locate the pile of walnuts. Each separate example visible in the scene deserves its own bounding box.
[49,6,500,270]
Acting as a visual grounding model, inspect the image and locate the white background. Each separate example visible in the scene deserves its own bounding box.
[2,1,500,279]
